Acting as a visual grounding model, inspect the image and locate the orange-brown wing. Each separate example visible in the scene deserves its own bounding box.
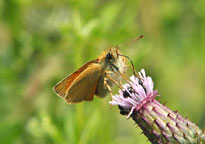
[64,63,102,103]
[53,59,102,103]
[53,71,81,98]
[53,59,99,98]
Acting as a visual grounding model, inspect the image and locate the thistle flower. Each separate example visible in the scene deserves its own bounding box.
[109,69,205,144]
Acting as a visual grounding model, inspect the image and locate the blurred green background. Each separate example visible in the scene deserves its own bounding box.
[0,0,204,143]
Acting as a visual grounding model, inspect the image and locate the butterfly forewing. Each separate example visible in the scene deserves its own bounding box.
[53,59,102,103]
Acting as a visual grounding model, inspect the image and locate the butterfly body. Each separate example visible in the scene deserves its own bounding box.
[53,47,126,104]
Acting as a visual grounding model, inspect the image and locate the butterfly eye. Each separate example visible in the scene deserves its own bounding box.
[106,53,112,60]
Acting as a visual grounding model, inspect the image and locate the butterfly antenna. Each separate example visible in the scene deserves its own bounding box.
[132,35,144,42]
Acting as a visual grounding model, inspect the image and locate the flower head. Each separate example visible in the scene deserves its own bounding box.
[109,69,158,117]
[109,69,205,143]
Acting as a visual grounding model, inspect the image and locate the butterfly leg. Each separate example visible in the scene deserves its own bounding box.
[105,71,122,90]
[125,65,136,73]
[120,79,123,87]
[125,65,132,68]
[124,65,142,80]
[104,71,123,101]
[104,77,112,97]
[103,77,113,108]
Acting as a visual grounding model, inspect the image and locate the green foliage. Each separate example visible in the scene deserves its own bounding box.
[0,0,204,143]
